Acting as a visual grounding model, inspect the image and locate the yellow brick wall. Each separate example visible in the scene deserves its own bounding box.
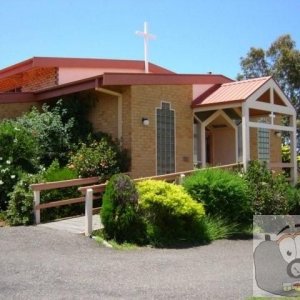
[130,85,193,178]
[0,102,40,120]
[121,87,132,151]
[88,92,119,139]
[270,131,282,163]
[249,125,281,163]
[250,128,258,160]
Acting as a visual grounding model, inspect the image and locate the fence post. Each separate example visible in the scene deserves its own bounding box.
[85,188,93,237]
[33,190,40,224]
[178,174,185,184]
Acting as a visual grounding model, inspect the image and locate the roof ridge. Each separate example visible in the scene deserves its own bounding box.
[222,76,271,86]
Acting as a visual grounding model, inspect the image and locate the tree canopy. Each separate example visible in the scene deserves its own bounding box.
[238,34,300,116]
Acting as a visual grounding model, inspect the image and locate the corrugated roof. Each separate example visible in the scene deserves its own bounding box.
[0,56,174,79]
[195,76,272,107]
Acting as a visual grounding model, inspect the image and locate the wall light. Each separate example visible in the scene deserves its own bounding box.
[142,117,150,126]
[274,131,282,138]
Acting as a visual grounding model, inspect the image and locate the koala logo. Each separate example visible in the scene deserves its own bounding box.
[254,220,300,296]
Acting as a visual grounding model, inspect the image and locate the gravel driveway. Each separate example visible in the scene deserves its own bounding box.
[0,226,253,299]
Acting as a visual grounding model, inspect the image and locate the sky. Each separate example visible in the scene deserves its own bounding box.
[0,0,299,79]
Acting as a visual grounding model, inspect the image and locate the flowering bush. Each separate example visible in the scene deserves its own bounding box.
[6,160,80,225]
[68,138,121,181]
[0,159,20,211]
[6,172,42,225]
[0,120,39,211]
[17,100,74,166]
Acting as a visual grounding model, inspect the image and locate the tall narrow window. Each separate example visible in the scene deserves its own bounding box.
[156,102,175,175]
[258,127,270,161]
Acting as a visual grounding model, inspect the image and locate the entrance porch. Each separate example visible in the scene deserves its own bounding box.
[192,77,298,184]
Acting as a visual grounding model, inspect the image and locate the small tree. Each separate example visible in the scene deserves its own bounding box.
[238,34,300,116]
[17,100,74,166]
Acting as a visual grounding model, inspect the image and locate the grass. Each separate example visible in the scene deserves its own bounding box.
[92,229,139,250]
[204,216,239,240]
[203,216,252,241]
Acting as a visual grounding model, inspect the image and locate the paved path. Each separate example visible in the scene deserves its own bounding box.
[38,214,102,234]
[0,226,253,299]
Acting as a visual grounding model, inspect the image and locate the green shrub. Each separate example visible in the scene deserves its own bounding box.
[182,168,252,225]
[49,93,95,145]
[68,138,121,181]
[40,161,81,222]
[6,173,43,225]
[101,174,145,244]
[244,160,300,215]
[17,101,74,166]
[92,132,130,173]
[0,120,39,211]
[137,180,206,246]
[6,161,80,225]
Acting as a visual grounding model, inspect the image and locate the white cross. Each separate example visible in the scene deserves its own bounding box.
[269,112,276,125]
[135,22,156,73]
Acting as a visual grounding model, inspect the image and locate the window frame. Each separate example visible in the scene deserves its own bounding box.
[155,101,176,175]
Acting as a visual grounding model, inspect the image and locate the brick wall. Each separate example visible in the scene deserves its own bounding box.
[0,102,40,120]
[0,67,58,92]
[249,117,282,164]
[88,92,119,139]
[130,85,193,178]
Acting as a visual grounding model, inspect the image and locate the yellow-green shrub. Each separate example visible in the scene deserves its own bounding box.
[137,180,206,246]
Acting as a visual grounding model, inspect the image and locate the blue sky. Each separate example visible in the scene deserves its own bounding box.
[0,0,299,79]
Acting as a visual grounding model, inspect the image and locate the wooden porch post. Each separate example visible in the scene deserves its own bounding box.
[291,113,298,185]
[200,122,206,168]
[242,102,250,170]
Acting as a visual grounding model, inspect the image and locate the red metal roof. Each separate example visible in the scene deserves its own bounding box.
[194,76,272,107]
[0,72,233,104]
[102,73,232,86]
[0,57,174,79]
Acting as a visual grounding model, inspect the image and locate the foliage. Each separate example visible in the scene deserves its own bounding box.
[137,180,206,246]
[49,92,96,144]
[203,216,239,241]
[182,168,252,225]
[244,160,300,215]
[282,144,291,163]
[101,174,145,244]
[17,100,74,166]
[6,173,42,225]
[92,132,131,173]
[6,160,79,225]
[281,144,300,163]
[40,161,81,222]
[238,34,300,115]
[68,137,121,181]
[0,120,39,211]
